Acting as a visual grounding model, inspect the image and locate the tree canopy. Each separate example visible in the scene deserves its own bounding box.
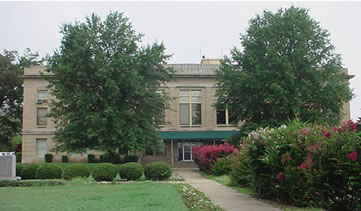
[47,12,173,153]
[0,49,41,151]
[216,6,352,130]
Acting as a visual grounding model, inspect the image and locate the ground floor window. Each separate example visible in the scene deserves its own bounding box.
[145,142,166,156]
[36,139,47,157]
[177,142,202,161]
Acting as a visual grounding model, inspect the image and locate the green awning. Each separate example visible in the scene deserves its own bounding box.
[159,131,239,140]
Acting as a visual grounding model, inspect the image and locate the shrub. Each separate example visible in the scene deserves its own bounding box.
[99,152,121,164]
[234,120,361,210]
[36,164,63,179]
[61,155,68,163]
[16,152,22,163]
[144,162,171,180]
[63,164,90,180]
[92,163,118,181]
[124,154,138,163]
[192,143,238,172]
[211,154,236,176]
[21,163,40,179]
[44,153,53,163]
[16,163,24,177]
[88,154,96,163]
[118,162,143,180]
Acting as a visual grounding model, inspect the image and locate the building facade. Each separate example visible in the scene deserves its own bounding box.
[21,60,352,167]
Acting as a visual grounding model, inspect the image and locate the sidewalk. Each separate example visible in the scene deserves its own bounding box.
[173,169,282,211]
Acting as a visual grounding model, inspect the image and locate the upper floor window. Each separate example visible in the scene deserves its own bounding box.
[216,108,236,126]
[37,90,48,99]
[180,90,201,125]
[37,108,47,125]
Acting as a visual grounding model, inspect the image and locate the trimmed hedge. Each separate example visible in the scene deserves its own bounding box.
[118,162,143,180]
[0,180,65,187]
[21,164,40,179]
[36,164,63,179]
[92,163,118,181]
[124,154,138,163]
[144,162,171,181]
[16,163,24,177]
[16,152,22,163]
[63,164,90,180]
[44,154,53,163]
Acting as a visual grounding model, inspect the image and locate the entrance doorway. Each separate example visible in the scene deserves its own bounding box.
[178,142,202,161]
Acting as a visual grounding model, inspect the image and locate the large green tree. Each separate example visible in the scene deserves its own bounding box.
[47,12,173,154]
[0,49,41,151]
[216,7,352,130]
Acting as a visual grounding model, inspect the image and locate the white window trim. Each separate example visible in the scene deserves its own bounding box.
[180,90,201,126]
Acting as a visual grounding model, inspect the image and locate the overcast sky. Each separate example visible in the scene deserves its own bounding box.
[1,1,360,121]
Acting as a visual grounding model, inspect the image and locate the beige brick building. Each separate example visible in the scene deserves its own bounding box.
[21,59,352,167]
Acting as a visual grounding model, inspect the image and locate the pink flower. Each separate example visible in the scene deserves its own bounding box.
[281,156,292,164]
[347,151,358,162]
[315,192,322,196]
[339,190,346,195]
[308,144,318,152]
[322,130,331,138]
[276,172,286,181]
[300,153,313,170]
[299,128,310,137]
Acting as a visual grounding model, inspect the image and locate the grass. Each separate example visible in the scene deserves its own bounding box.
[204,173,323,211]
[0,180,187,211]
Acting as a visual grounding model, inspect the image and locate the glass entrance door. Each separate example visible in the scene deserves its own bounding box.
[179,142,202,161]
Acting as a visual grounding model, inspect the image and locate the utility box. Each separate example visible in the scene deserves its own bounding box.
[0,152,16,180]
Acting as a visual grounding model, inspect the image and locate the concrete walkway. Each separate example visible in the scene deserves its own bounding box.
[173,169,282,211]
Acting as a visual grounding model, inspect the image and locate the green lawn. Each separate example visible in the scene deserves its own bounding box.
[0,182,187,211]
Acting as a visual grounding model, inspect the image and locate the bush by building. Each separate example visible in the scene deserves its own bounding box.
[15,152,21,163]
[144,162,171,181]
[231,120,361,210]
[211,154,236,176]
[124,154,138,163]
[16,163,24,177]
[36,164,63,179]
[118,162,143,180]
[193,143,238,173]
[44,153,53,163]
[92,163,118,181]
[21,163,40,179]
[63,164,91,180]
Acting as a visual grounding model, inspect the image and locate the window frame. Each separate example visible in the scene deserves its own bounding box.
[216,108,235,126]
[37,108,48,125]
[36,139,47,157]
[179,90,202,126]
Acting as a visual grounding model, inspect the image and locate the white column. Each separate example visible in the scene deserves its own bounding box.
[171,140,174,168]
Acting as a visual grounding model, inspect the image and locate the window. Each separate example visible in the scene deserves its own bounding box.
[36,139,47,157]
[144,142,165,156]
[180,90,201,125]
[37,90,48,99]
[216,108,236,126]
[156,90,165,125]
[37,108,47,125]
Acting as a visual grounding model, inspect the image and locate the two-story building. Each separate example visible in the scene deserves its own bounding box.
[21,59,352,167]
